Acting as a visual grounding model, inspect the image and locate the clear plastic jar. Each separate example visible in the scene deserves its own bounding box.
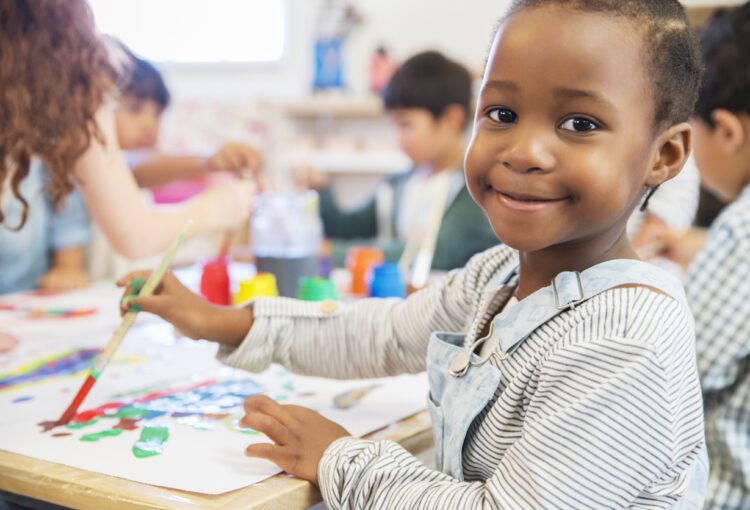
[251,191,323,297]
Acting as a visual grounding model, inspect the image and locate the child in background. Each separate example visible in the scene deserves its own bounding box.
[120,1,708,507]
[0,162,90,293]
[298,51,498,271]
[115,51,262,188]
[666,4,750,508]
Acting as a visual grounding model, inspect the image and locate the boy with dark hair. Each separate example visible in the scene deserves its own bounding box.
[678,3,750,508]
[304,51,498,274]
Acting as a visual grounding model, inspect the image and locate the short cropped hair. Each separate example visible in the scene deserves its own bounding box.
[383,51,472,124]
[504,0,704,131]
[695,3,750,125]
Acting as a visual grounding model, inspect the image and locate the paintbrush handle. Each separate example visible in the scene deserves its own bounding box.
[91,220,191,375]
[56,221,192,425]
[90,312,137,377]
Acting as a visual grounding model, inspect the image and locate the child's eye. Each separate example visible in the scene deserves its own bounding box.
[487,108,517,125]
[559,117,599,132]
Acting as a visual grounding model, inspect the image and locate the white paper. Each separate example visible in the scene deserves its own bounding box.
[0,285,429,494]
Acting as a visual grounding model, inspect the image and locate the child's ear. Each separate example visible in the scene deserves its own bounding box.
[440,104,468,132]
[711,108,746,153]
[645,122,691,188]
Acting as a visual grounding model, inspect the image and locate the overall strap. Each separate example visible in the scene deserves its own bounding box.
[495,259,687,354]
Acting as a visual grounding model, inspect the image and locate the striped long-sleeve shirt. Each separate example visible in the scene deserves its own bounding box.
[687,185,750,509]
[218,245,705,509]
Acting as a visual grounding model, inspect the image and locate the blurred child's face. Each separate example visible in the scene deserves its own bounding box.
[115,95,163,151]
[389,108,460,168]
[691,116,747,201]
[465,6,664,253]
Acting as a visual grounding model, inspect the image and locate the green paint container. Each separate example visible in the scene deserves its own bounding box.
[297,277,338,302]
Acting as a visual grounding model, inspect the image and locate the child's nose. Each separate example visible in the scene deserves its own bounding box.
[499,126,555,174]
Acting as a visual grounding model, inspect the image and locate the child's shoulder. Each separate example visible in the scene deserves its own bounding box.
[713,185,750,240]
[582,285,693,350]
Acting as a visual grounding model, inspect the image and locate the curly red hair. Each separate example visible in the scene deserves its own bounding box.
[0,0,118,228]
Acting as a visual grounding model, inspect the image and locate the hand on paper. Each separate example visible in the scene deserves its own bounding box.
[117,271,254,346]
[241,394,350,485]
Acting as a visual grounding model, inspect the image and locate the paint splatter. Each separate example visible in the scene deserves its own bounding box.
[80,429,124,442]
[0,349,99,391]
[53,379,266,457]
[11,396,33,403]
[132,426,169,458]
[38,421,59,432]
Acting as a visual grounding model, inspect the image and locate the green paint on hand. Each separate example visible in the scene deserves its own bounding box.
[80,428,123,441]
[128,277,146,294]
[132,425,169,458]
[67,419,100,429]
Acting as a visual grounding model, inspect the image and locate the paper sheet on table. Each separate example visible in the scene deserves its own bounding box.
[0,285,429,494]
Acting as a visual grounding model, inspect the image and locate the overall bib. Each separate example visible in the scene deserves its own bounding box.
[425,259,708,508]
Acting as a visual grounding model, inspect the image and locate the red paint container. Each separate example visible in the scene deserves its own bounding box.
[200,258,231,305]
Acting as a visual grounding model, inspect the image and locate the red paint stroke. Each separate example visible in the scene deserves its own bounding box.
[51,432,72,438]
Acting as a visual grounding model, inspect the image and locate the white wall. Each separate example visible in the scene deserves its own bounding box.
[160,0,511,102]
[160,0,745,104]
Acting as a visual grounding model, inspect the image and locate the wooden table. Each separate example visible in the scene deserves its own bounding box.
[0,411,433,510]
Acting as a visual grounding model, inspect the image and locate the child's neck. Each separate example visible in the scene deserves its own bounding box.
[425,139,465,175]
[514,230,638,300]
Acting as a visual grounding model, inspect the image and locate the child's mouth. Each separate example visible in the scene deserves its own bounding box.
[494,190,570,212]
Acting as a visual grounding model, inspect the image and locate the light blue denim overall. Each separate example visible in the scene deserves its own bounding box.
[425,259,708,508]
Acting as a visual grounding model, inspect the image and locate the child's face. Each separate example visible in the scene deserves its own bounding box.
[389,108,459,168]
[465,6,664,253]
[691,116,748,201]
[115,95,163,151]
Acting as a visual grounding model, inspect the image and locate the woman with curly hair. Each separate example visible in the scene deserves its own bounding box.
[0,0,255,264]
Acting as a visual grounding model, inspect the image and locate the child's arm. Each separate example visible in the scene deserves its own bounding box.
[38,246,89,290]
[39,185,91,290]
[74,108,254,259]
[300,334,701,508]
[117,271,253,346]
[119,246,514,380]
[131,143,262,189]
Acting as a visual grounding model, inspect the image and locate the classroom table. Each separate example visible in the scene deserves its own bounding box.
[0,276,435,509]
[0,411,433,510]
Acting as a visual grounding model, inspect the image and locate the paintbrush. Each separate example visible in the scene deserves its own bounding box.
[56,221,192,426]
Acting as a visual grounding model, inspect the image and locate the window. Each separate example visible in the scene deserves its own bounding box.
[88,0,285,63]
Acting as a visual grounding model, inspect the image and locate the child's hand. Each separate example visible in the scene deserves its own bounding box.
[241,395,350,485]
[292,165,328,191]
[654,228,709,269]
[0,332,18,353]
[201,180,255,230]
[117,271,214,339]
[205,143,263,177]
[38,265,89,291]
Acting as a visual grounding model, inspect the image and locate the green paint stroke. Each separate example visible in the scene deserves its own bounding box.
[132,425,169,458]
[80,428,123,442]
[112,406,149,420]
[67,419,100,430]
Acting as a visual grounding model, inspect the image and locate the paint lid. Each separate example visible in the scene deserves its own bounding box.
[298,277,339,302]
[233,273,279,305]
[369,262,405,298]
